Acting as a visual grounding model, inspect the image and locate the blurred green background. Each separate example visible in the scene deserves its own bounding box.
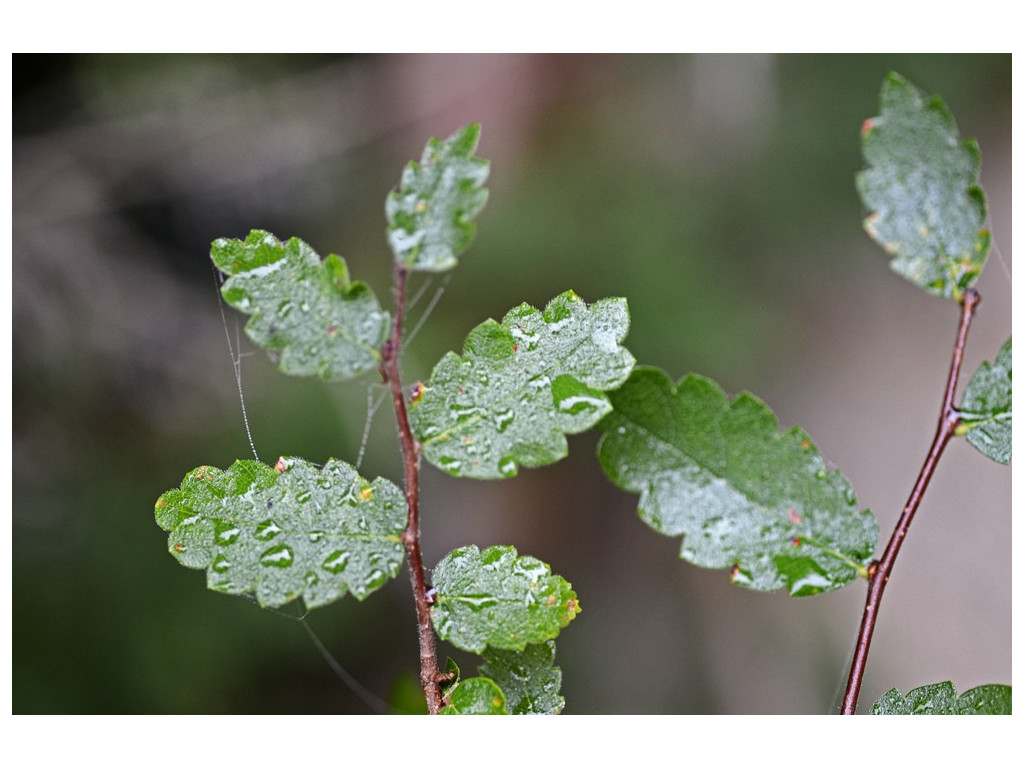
[13,53,1011,714]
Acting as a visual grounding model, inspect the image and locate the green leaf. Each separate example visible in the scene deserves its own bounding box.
[211,230,389,380]
[155,457,406,608]
[479,641,565,715]
[596,367,879,596]
[410,290,635,478]
[386,123,490,272]
[440,677,509,715]
[959,337,1011,464]
[871,682,1011,715]
[430,545,581,653]
[856,72,989,300]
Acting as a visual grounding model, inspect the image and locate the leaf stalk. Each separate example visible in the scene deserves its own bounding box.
[840,289,980,714]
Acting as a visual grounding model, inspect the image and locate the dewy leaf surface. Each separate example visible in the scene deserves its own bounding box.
[211,230,389,380]
[410,290,635,479]
[431,545,581,653]
[155,457,405,608]
[856,72,990,300]
[597,367,878,596]
[479,641,565,715]
[440,677,509,715]
[386,123,490,272]
[871,682,1011,715]
[960,337,1011,464]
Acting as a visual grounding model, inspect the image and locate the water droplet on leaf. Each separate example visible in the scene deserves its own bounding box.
[259,544,294,568]
[255,520,283,540]
[322,550,350,573]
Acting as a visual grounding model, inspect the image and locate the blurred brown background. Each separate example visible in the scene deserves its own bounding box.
[13,53,1011,714]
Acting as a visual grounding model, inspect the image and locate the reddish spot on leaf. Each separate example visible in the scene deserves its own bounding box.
[513,342,519,353]
[359,486,373,501]
[729,563,741,581]
[410,381,427,404]
[274,457,288,473]
[791,537,802,547]
[788,507,802,525]
[326,325,338,338]
[565,598,579,618]
[860,118,876,137]
[801,438,811,450]
[174,543,186,552]
[546,594,557,606]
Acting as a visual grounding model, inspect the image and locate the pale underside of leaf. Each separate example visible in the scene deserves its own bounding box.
[430,545,581,653]
[155,457,406,609]
[211,230,389,380]
[597,367,878,596]
[871,681,1011,715]
[386,123,490,272]
[410,290,635,479]
[856,72,989,300]
[960,337,1011,464]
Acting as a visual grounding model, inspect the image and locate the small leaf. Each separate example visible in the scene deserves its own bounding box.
[959,337,1011,464]
[386,123,490,272]
[856,72,989,300]
[155,457,406,608]
[410,290,635,478]
[211,230,389,380]
[479,641,565,715]
[597,367,879,596]
[430,545,581,653]
[440,677,509,715]
[871,682,1011,715]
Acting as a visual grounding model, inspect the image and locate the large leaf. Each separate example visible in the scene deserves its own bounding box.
[386,123,490,272]
[856,72,990,301]
[871,682,1011,715]
[479,641,565,715]
[440,677,509,715]
[959,337,1011,464]
[155,457,406,608]
[430,545,581,653]
[211,230,389,380]
[597,367,879,596]
[410,290,635,478]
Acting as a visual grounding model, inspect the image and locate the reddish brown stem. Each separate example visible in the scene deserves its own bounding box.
[380,264,444,714]
[840,288,980,714]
